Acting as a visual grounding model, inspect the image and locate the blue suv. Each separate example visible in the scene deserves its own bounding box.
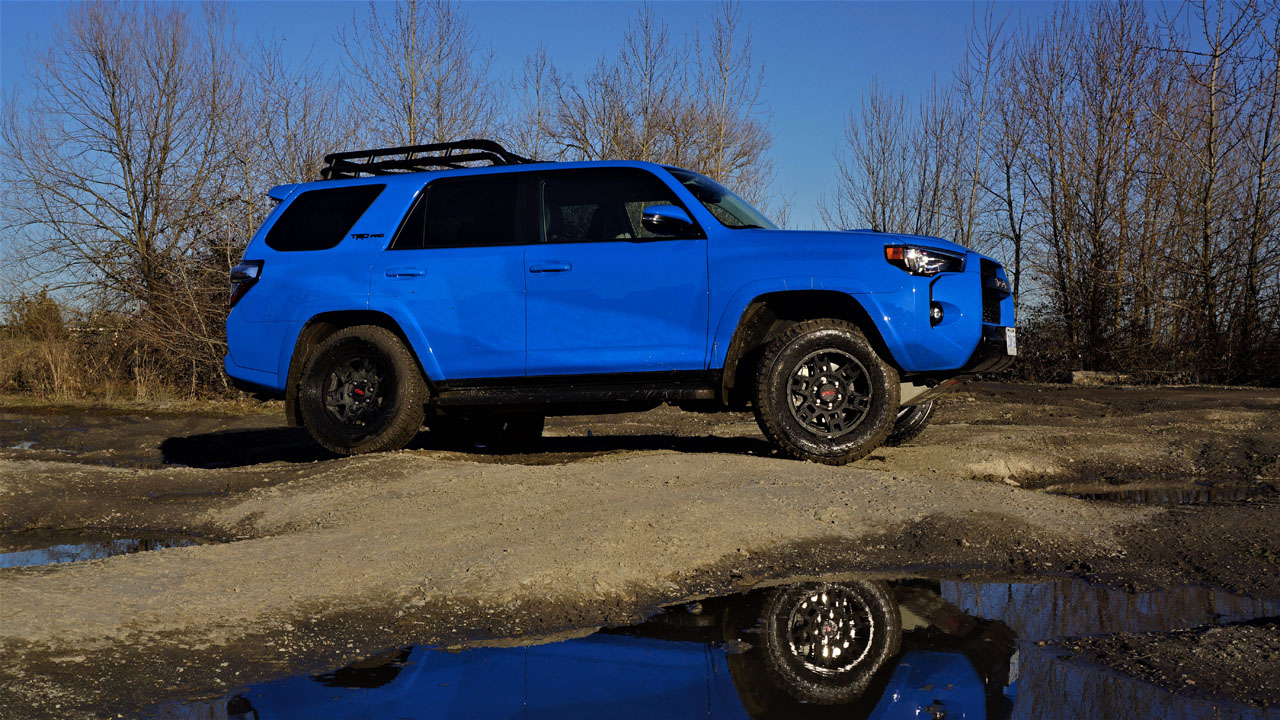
[226,140,1014,465]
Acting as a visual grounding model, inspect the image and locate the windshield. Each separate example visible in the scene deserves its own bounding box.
[664,167,777,230]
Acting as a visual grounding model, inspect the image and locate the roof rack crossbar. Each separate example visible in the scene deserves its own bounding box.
[320,139,533,180]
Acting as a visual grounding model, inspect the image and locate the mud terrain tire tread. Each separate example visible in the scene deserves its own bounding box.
[298,325,426,455]
[885,399,936,446]
[752,318,899,465]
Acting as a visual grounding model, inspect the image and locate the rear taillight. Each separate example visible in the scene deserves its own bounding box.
[229,260,263,308]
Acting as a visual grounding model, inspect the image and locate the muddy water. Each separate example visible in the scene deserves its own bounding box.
[147,576,1279,720]
[1061,485,1268,505]
[0,532,208,569]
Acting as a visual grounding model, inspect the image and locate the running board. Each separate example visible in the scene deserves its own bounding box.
[432,374,718,408]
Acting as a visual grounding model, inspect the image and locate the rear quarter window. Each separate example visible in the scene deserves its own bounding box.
[265,184,385,252]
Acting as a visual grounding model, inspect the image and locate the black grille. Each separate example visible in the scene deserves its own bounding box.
[983,296,1002,324]
[980,259,1003,325]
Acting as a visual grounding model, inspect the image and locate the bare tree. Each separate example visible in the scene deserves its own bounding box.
[338,0,497,147]
[550,2,778,213]
[505,43,560,161]
[821,79,955,236]
[826,0,1280,382]
[692,1,774,205]
[948,4,1007,249]
[0,1,244,390]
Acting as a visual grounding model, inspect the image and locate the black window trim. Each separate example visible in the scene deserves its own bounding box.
[535,166,706,245]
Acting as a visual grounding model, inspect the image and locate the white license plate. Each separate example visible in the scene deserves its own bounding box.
[1005,327,1018,356]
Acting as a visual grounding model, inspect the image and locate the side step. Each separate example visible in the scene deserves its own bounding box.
[432,374,718,408]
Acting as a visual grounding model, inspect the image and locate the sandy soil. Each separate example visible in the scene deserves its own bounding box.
[0,382,1277,718]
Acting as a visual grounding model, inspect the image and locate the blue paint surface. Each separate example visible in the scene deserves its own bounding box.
[226,161,1010,389]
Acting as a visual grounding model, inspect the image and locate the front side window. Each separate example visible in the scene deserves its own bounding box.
[265,184,385,251]
[664,167,776,230]
[540,168,693,244]
[392,174,519,250]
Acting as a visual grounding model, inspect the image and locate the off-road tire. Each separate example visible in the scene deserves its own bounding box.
[753,319,899,465]
[759,581,902,705]
[885,399,935,446]
[298,325,426,455]
[431,413,545,453]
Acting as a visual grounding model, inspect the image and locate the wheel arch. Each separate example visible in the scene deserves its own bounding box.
[720,290,896,406]
[283,310,434,426]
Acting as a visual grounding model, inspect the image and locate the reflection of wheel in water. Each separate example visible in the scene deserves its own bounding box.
[760,581,902,705]
[885,399,936,446]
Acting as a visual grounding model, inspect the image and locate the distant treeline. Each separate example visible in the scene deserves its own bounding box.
[825,2,1280,385]
[2,0,1278,399]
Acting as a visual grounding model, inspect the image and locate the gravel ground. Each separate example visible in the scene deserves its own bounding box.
[0,381,1277,718]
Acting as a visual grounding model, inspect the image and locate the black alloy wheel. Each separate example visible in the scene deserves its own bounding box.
[298,325,427,455]
[786,349,873,439]
[753,318,899,465]
[323,356,389,428]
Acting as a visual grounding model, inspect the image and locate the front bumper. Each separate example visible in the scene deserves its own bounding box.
[961,325,1016,373]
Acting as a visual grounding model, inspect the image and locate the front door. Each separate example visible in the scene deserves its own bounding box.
[524,167,709,376]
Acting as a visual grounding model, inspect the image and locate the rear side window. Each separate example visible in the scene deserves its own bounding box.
[540,168,687,244]
[265,184,385,252]
[392,174,519,250]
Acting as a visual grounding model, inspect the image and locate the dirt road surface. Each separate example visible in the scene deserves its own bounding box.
[1,382,1277,718]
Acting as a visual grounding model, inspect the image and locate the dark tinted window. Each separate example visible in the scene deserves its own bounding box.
[265,184,385,251]
[392,174,519,250]
[540,168,688,244]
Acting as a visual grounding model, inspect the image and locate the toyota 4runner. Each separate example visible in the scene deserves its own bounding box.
[225,140,1015,465]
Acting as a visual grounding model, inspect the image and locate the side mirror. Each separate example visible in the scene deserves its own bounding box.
[641,205,696,236]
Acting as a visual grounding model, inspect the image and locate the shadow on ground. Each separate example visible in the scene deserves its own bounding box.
[160,428,334,468]
[160,428,774,468]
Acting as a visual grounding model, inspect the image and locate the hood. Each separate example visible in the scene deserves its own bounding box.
[839,229,971,255]
[741,228,971,256]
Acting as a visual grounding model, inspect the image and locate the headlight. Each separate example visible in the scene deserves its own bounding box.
[884,245,965,276]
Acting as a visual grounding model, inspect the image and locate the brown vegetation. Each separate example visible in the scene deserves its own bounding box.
[826,1,1280,384]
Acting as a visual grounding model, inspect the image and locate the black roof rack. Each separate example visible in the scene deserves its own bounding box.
[320,139,533,180]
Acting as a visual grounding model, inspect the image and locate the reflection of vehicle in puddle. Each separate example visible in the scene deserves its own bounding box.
[0,532,206,569]
[161,577,1280,720]
[181,580,1016,720]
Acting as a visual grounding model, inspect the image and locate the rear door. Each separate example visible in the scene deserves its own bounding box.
[524,167,709,376]
[369,173,526,379]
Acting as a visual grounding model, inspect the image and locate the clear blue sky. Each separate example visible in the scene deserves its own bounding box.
[0,0,1057,229]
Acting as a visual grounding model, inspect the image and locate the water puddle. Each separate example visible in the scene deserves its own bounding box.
[0,532,207,569]
[151,575,1280,720]
[1058,484,1269,505]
